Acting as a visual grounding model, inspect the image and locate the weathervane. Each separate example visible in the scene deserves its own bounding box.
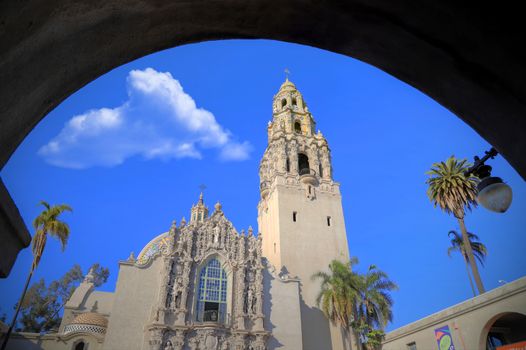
[199,184,207,193]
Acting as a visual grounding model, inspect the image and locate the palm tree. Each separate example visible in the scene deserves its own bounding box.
[313,259,398,350]
[426,156,485,294]
[312,258,361,350]
[355,265,398,338]
[447,230,487,297]
[1,201,72,350]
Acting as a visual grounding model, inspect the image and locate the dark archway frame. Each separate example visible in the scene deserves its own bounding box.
[1,1,525,276]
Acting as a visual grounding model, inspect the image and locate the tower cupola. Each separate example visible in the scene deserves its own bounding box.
[269,78,316,139]
[260,78,333,196]
[190,192,208,223]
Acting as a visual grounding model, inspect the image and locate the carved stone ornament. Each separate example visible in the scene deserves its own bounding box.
[142,195,268,350]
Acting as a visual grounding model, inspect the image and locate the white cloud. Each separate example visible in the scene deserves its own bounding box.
[39,68,251,169]
[219,141,253,161]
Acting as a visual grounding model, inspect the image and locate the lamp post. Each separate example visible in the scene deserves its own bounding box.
[464,148,513,213]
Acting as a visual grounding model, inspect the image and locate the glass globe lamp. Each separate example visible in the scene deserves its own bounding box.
[476,176,513,213]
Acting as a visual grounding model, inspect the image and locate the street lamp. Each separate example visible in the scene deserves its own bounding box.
[465,148,513,213]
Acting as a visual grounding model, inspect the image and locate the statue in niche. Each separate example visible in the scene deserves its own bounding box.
[246,268,255,283]
[174,291,182,308]
[244,285,256,314]
[212,225,221,247]
[164,341,174,350]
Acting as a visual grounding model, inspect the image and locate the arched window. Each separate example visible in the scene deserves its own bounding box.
[292,97,297,106]
[74,341,85,350]
[281,98,287,107]
[294,121,301,133]
[196,258,227,323]
[286,158,290,172]
[319,163,323,177]
[298,153,310,174]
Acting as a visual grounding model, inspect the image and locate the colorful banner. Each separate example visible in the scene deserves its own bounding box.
[435,325,455,350]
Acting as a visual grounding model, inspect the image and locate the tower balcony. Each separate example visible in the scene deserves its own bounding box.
[299,168,317,185]
[260,181,271,199]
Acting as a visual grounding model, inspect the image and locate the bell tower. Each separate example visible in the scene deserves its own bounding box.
[258,78,350,350]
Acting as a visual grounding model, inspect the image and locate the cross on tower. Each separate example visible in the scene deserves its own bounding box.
[284,68,290,80]
[199,184,207,192]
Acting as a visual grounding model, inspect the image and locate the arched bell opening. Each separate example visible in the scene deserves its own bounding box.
[294,121,301,134]
[298,153,310,175]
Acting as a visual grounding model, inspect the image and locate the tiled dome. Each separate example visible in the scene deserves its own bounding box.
[70,312,108,327]
[64,312,108,335]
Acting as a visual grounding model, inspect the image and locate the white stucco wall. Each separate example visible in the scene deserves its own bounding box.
[264,265,303,349]
[383,277,526,350]
[102,258,163,350]
[6,332,103,350]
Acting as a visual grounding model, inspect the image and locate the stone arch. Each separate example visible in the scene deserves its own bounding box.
[298,153,310,174]
[1,2,525,179]
[72,338,90,350]
[2,1,526,278]
[479,311,526,350]
[294,120,302,133]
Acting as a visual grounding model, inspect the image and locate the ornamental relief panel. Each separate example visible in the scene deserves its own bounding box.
[146,209,268,350]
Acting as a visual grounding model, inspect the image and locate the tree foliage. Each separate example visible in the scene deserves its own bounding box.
[447,230,487,265]
[312,258,397,350]
[426,156,486,294]
[31,201,72,270]
[311,258,360,328]
[16,264,109,333]
[425,156,478,219]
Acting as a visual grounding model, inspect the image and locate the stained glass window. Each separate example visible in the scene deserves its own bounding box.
[195,258,227,323]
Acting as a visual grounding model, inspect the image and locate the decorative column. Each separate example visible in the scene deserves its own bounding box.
[277,140,287,173]
[289,141,298,174]
[253,235,265,331]
[234,235,246,330]
[174,261,191,325]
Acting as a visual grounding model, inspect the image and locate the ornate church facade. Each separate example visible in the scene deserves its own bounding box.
[6,79,351,350]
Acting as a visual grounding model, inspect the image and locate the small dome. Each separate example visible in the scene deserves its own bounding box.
[70,312,108,327]
[64,312,108,335]
[279,78,297,91]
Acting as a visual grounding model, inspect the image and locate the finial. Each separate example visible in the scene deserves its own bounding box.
[181,217,187,227]
[284,68,290,81]
[170,220,177,233]
[128,251,135,262]
[241,229,245,236]
[248,226,253,237]
[214,201,222,212]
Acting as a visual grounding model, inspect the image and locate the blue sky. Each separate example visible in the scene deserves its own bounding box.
[1,39,525,331]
